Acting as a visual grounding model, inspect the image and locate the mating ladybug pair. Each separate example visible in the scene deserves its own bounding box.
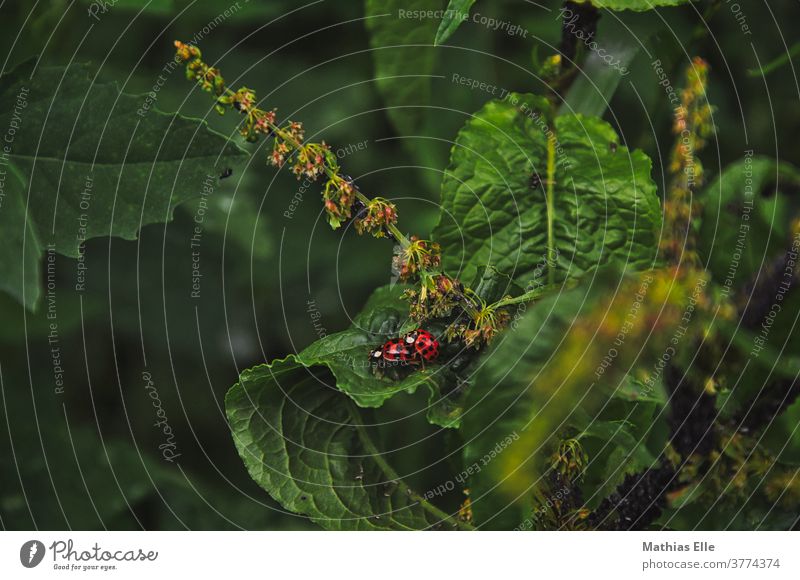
[369,329,440,366]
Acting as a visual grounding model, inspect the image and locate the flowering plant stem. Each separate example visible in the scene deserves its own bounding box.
[215,80,412,248]
[545,132,558,286]
[174,40,550,346]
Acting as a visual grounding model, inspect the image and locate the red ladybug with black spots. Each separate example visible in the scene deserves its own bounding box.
[403,329,440,363]
[370,338,417,365]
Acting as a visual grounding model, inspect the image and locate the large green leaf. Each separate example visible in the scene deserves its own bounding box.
[461,268,703,528]
[0,163,41,309]
[433,93,661,286]
[558,33,639,118]
[226,358,461,530]
[365,0,441,137]
[698,156,800,292]
[572,0,691,10]
[297,285,465,427]
[434,0,478,45]
[0,59,247,309]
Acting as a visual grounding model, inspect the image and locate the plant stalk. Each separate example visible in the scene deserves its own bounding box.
[546,132,557,286]
[222,87,412,248]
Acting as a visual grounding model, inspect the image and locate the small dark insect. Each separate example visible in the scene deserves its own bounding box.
[340,173,359,193]
[351,198,367,218]
[529,172,542,189]
[219,168,233,179]
[381,226,397,241]
[609,141,618,153]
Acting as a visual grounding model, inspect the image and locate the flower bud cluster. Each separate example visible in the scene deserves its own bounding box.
[175,40,394,236]
[175,40,516,354]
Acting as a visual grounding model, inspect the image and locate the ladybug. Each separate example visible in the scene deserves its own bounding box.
[369,339,417,365]
[403,329,440,362]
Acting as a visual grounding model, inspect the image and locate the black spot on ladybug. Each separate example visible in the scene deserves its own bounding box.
[219,168,233,179]
[407,329,439,362]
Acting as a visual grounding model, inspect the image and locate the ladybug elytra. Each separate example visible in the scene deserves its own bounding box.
[370,339,417,364]
[404,329,440,362]
[369,329,440,368]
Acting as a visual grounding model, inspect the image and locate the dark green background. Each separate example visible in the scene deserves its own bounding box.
[0,0,796,529]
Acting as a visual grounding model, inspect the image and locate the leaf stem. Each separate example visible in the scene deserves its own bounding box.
[492,284,556,310]
[747,40,800,77]
[187,49,517,335]
[349,405,476,531]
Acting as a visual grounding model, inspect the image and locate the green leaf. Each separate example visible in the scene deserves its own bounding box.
[571,0,691,10]
[433,93,661,287]
[0,163,41,309]
[0,278,104,344]
[237,285,467,429]
[434,0,477,45]
[298,285,429,405]
[762,397,800,466]
[461,268,703,528]
[226,358,463,530]
[470,265,522,304]
[294,285,465,427]
[558,33,639,117]
[613,375,668,405]
[576,417,658,505]
[365,0,440,137]
[572,383,668,507]
[0,59,247,309]
[715,298,800,422]
[699,155,800,292]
